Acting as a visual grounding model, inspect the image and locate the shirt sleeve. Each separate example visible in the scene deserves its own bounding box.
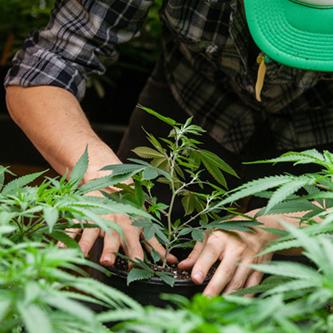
[4,0,153,100]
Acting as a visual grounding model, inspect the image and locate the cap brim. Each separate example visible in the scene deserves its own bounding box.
[244,0,333,71]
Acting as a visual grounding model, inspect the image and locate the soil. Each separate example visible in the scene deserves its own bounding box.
[114,256,217,282]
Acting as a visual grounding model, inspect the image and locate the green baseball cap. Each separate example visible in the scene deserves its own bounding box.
[244,0,333,71]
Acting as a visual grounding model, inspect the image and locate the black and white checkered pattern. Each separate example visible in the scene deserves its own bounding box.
[5,0,333,153]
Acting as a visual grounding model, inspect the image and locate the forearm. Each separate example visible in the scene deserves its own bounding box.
[6,86,121,180]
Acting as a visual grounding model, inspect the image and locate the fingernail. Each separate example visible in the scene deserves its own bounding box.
[193,271,204,284]
[168,254,178,263]
[178,259,188,266]
[100,258,112,266]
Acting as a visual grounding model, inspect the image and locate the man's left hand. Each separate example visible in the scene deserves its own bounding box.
[178,212,281,296]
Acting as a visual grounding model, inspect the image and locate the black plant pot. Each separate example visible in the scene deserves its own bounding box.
[105,267,207,307]
[88,240,207,308]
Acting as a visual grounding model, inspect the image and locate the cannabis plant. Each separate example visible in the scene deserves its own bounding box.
[0,148,151,245]
[105,149,333,332]
[0,149,150,332]
[0,231,139,333]
[102,107,260,285]
[110,226,333,333]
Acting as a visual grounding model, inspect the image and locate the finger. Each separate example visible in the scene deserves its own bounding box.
[178,242,204,270]
[203,252,238,297]
[145,237,178,264]
[244,271,264,297]
[57,227,81,248]
[122,227,144,265]
[191,240,223,285]
[224,259,253,294]
[79,228,100,257]
[100,231,121,267]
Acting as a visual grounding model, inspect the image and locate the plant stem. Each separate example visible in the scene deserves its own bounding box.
[163,131,183,267]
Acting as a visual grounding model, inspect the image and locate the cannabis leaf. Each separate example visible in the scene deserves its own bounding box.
[70,147,89,185]
[265,177,311,213]
[127,269,154,285]
[2,171,45,195]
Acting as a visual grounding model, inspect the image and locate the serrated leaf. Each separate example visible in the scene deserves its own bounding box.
[132,219,151,228]
[201,159,227,188]
[279,222,322,260]
[199,150,238,177]
[70,147,89,184]
[265,178,310,213]
[2,171,45,195]
[181,193,196,216]
[207,220,261,232]
[143,224,155,240]
[155,228,169,245]
[78,198,152,220]
[158,272,175,287]
[132,147,165,159]
[139,105,178,126]
[143,167,159,180]
[151,157,168,169]
[151,249,161,263]
[263,280,316,297]
[256,200,315,216]
[79,174,134,194]
[43,206,59,232]
[127,268,154,285]
[191,229,205,242]
[302,149,325,160]
[217,176,294,207]
[178,227,193,237]
[251,262,321,280]
[134,182,145,207]
[45,293,94,323]
[144,130,164,152]
[260,239,303,256]
[19,304,53,333]
[245,151,324,166]
[101,163,145,176]
[51,231,80,249]
[72,207,122,236]
[97,309,141,322]
[235,276,289,296]
[0,166,9,192]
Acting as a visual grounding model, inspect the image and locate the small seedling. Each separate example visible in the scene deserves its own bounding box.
[102,107,261,285]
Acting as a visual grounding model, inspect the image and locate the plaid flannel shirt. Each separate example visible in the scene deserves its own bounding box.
[5,0,333,153]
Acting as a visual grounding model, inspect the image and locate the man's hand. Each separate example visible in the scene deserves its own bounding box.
[178,211,299,296]
[61,187,178,267]
[66,213,178,267]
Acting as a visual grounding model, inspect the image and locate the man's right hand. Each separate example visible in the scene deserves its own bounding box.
[6,86,176,267]
[63,212,178,267]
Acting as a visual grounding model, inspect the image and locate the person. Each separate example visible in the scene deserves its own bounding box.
[4,0,333,296]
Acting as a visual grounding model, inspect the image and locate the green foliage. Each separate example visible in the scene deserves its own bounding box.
[127,268,155,285]
[0,150,150,332]
[0,150,150,243]
[103,108,263,286]
[126,259,175,287]
[0,0,55,61]
[105,148,333,331]
[112,225,333,332]
[0,237,139,333]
